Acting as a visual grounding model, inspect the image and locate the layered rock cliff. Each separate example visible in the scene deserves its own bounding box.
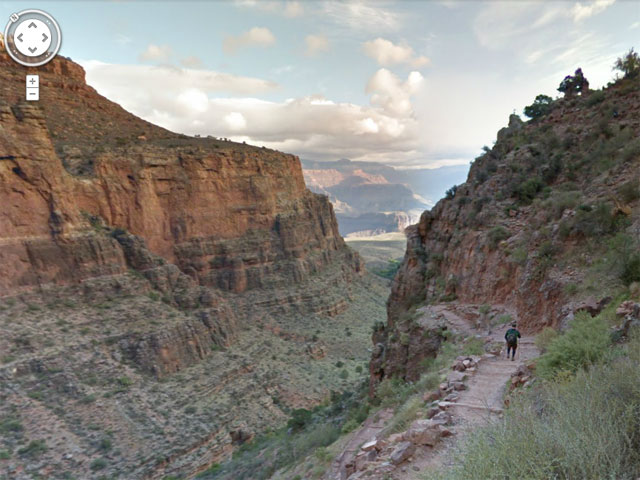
[371,77,640,390]
[0,52,383,480]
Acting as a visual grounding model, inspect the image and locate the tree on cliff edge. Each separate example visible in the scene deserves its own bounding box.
[523,94,554,120]
[558,68,590,97]
[614,48,640,80]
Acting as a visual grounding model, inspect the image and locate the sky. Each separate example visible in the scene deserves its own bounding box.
[1,0,639,170]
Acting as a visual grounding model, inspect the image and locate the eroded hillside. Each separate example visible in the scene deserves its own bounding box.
[0,51,387,479]
[371,77,640,389]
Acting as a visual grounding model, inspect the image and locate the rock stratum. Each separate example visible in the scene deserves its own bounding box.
[371,77,640,392]
[0,52,387,479]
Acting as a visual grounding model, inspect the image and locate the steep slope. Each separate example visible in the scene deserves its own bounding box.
[0,52,385,480]
[371,78,640,390]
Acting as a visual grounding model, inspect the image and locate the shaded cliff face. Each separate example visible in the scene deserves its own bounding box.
[372,79,640,389]
[0,53,378,479]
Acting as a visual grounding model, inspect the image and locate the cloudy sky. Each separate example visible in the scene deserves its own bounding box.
[1,0,638,169]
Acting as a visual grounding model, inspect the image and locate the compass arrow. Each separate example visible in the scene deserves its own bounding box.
[28,22,37,28]
[42,33,48,42]
[17,33,23,42]
[28,46,37,53]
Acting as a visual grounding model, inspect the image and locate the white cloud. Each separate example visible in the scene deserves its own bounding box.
[139,44,172,62]
[225,112,248,130]
[366,69,424,117]
[81,60,424,164]
[305,34,330,56]
[284,1,304,17]
[571,0,615,22]
[181,56,203,68]
[82,61,278,96]
[323,1,401,32]
[363,38,430,68]
[474,1,617,49]
[629,21,640,29]
[234,0,305,17]
[223,27,276,54]
[115,34,132,46]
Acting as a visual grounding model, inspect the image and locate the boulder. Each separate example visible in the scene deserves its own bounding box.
[444,392,459,402]
[447,371,468,383]
[389,441,416,465]
[388,433,404,443]
[450,381,466,391]
[426,407,441,419]
[404,420,442,446]
[361,440,378,452]
[423,389,441,402]
[431,411,453,425]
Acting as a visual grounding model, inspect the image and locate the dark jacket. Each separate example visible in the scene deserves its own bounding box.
[505,328,521,345]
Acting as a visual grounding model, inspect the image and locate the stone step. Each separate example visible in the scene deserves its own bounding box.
[440,401,504,414]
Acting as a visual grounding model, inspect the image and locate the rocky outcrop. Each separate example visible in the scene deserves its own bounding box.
[372,77,640,392]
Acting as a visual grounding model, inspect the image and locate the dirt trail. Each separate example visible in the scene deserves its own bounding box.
[327,303,540,480]
[396,317,539,479]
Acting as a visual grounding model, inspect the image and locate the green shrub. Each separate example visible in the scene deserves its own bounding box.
[0,418,23,433]
[544,190,581,220]
[585,90,606,106]
[487,226,510,250]
[513,177,545,205]
[18,440,47,458]
[535,327,559,353]
[381,396,423,436]
[536,311,610,379]
[571,202,619,237]
[341,419,359,434]
[339,369,349,380]
[287,409,312,432]
[0,450,9,460]
[614,47,640,79]
[462,337,485,356]
[445,185,458,199]
[432,345,640,480]
[523,94,553,120]
[608,233,640,285]
[617,178,640,204]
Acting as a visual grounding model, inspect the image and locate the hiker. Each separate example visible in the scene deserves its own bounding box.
[505,323,521,361]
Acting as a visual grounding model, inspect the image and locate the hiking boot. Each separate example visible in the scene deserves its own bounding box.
[511,357,514,361]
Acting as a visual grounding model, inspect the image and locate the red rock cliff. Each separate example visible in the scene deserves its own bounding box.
[0,51,361,295]
[371,80,640,392]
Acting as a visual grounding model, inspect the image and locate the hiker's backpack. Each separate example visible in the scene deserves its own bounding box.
[506,330,518,346]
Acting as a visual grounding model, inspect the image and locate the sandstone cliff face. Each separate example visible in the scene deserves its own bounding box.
[0,52,375,479]
[0,50,360,297]
[372,80,640,389]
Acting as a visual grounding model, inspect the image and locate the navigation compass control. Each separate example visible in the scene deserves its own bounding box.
[4,9,61,67]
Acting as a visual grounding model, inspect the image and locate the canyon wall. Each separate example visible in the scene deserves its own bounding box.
[371,81,640,390]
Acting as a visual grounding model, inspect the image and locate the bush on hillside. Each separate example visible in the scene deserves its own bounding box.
[617,178,640,204]
[523,94,553,120]
[487,226,510,250]
[445,185,458,200]
[571,202,621,237]
[614,48,640,80]
[536,311,610,379]
[535,327,559,354]
[513,177,545,204]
